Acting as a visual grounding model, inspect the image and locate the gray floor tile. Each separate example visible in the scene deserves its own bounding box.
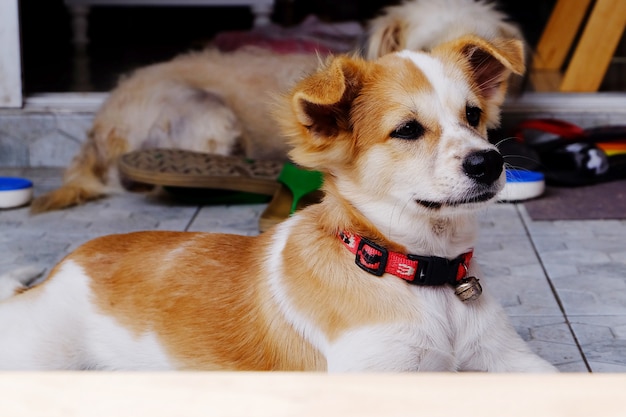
[569,316,626,372]
[479,204,527,236]
[477,207,563,316]
[187,204,265,235]
[586,362,626,372]
[509,316,587,372]
[551,275,626,316]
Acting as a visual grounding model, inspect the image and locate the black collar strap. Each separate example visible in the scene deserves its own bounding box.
[338,231,472,286]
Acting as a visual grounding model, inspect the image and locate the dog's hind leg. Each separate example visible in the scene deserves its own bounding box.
[0,270,90,370]
[0,260,175,370]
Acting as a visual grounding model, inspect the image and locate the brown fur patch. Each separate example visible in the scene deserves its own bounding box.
[70,231,323,370]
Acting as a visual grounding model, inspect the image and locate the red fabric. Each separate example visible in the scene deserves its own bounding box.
[210,15,363,55]
[386,251,419,281]
[515,119,586,142]
[212,34,335,54]
[457,251,474,280]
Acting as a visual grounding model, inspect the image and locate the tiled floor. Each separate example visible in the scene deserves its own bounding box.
[1,166,625,373]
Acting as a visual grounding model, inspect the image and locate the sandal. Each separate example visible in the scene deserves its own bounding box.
[118,148,324,230]
[513,119,626,186]
[118,148,284,196]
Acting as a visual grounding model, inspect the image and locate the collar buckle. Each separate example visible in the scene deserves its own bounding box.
[407,254,463,286]
[355,237,388,276]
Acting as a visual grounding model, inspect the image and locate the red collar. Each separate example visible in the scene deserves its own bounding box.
[339,231,472,286]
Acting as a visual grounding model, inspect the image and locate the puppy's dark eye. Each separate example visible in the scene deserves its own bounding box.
[391,120,424,140]
[466,106,482,127]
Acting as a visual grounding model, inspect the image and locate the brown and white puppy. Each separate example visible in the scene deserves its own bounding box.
[30,0,524,213]
[1,36,556,372]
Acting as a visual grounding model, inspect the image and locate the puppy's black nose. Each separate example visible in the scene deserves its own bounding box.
[462,150,504,185]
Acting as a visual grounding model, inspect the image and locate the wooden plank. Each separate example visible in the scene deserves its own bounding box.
[560,0,626,92]
[532,0,592,70]
[1,372,626,417]
[529,69,563,92]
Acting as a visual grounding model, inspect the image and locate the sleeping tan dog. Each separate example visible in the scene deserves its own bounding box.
[363,0,523,59]
[1,35,556,372]
[31,0,525,213]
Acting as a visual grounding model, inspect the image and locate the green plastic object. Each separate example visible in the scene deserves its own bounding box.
[278,163,323,214]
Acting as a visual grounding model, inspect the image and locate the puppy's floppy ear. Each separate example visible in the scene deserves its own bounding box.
[436,35,525,127]
[280,55,367,170]
[452,35,525,97]
[363,16,407,59]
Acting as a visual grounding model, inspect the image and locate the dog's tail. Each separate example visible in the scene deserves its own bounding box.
[0,266,44,301]
[30,130,127,214]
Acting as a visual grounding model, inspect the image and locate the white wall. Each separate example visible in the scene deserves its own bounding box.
[0,0,23,108]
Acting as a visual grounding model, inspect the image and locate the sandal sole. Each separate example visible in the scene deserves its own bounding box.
[118,148,284,196]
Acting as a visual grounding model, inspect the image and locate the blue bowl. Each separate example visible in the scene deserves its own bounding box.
[505,169,545,183]
[499,169,545,202]
[0,177,34,208]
